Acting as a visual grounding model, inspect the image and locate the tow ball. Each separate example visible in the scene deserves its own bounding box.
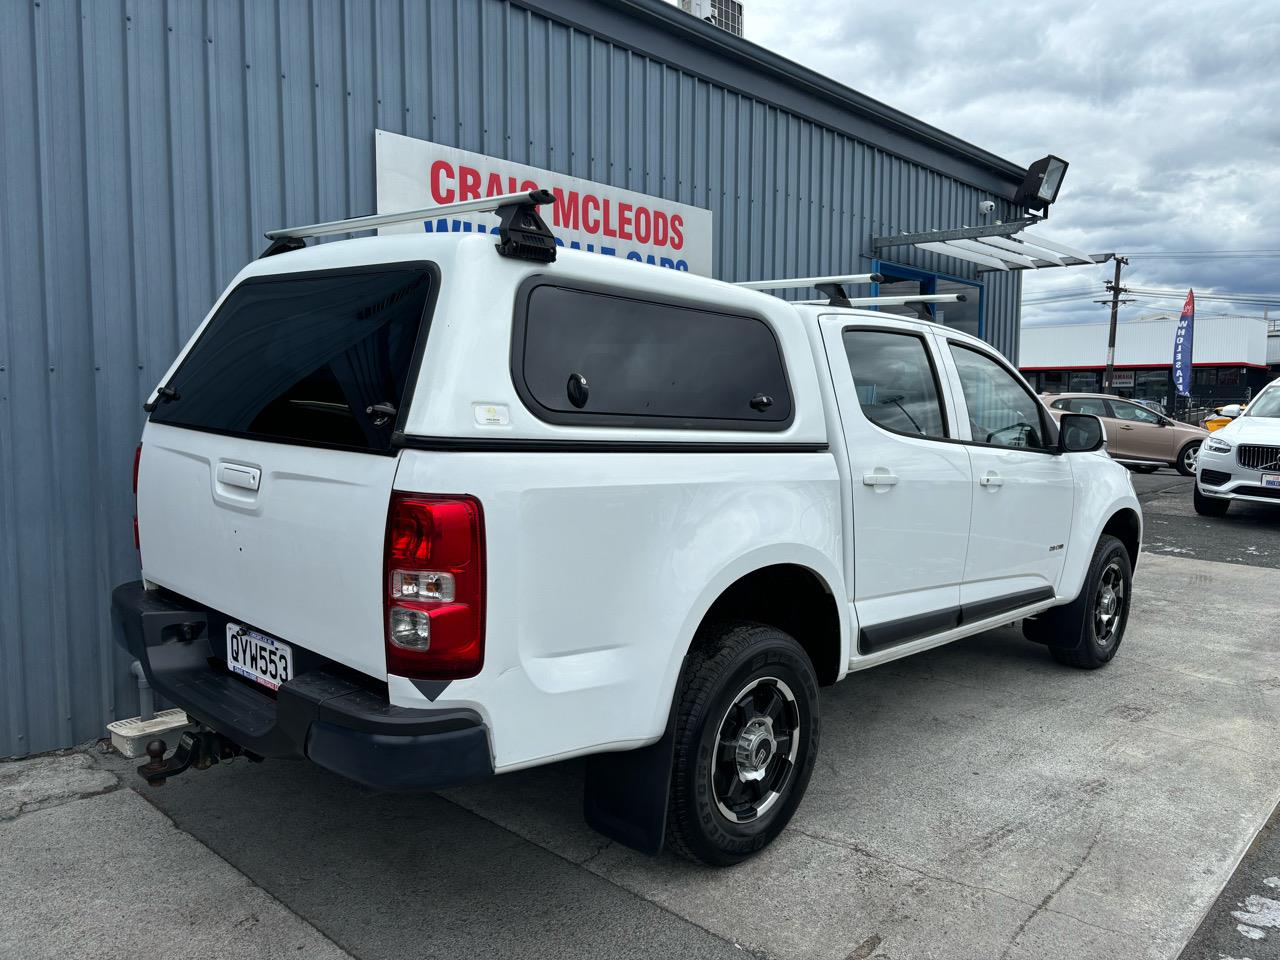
[137,730,259,786]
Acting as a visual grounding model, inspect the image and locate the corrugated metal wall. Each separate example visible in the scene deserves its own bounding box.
[0,0,1022,757]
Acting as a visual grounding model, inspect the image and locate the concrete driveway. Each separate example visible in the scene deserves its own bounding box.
[4,543,1279,959]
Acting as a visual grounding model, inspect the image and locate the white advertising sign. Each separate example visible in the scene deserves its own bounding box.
[375,130,713,275]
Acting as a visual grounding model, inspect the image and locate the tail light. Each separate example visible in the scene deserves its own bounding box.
[383,493,485,680]
[132,443,143,553]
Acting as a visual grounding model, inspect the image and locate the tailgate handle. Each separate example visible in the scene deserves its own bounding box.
[217,463,261,491]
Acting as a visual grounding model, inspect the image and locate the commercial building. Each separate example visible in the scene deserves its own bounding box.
[2,0,1067,756]
[1020,314,1280,408]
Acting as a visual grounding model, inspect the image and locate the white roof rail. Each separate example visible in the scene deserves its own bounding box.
[260,188,559,263]
[735,273,883,291]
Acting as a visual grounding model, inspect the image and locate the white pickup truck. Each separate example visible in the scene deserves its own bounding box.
[113,191,1142,865]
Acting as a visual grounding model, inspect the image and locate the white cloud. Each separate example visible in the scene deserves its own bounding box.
[738,0,1280,324]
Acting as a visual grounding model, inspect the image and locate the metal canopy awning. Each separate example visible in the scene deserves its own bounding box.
[872,217,1112,273]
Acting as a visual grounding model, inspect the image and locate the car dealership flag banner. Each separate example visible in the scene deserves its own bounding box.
[1172,289,1195,397]
[374,130,713,275]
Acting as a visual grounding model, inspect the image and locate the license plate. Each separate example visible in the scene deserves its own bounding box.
[1263,474,1280,489]
[226,623,293,690]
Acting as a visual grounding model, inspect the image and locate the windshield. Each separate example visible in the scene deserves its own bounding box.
[1247,390,1280,418]
[150,265,435,452]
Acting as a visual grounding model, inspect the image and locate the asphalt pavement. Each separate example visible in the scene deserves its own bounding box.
[1131,468,1280,568]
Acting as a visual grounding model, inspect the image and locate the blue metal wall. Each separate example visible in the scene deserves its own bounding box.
[0,0,1024,757]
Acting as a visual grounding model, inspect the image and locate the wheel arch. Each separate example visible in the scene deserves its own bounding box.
[695,562,845,686]
[1101,507,1141,572]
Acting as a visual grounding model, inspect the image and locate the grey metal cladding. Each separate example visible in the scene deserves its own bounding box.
[518,0,1028,197]
[0,0,1024,757]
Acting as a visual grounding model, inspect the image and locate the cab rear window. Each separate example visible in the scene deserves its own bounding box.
[149,264,436,453]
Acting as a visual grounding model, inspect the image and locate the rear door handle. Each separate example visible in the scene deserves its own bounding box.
[862,471,899,487]
[979,471,1004,488]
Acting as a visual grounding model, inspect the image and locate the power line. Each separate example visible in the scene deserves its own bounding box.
[1122,249,1280,258]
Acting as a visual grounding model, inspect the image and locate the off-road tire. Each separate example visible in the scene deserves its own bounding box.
[1023,534,1131,669]
[665,621,819,866]
[1176,440,1202,476]
[1193,482,1230,517]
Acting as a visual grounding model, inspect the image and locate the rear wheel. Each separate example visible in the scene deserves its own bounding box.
[1127,464,1159,474]
[666,621,819,866]
[1023,534,1131,669]
[1194,482,1230,516]
[1176,441,1201,476]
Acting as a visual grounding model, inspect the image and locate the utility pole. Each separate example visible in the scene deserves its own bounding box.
[1098,256,1131,394]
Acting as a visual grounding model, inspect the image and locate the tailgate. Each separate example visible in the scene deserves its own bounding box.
[138,423,396,678]
[137,262,438,680]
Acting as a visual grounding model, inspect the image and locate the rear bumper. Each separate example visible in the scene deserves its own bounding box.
[111,581,493,791]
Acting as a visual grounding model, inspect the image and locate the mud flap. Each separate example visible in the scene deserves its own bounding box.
[582,688,680,855]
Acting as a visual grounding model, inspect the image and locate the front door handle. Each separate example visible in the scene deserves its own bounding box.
[979,471,1004,488]
[1119,424,1135,431]
[862,471,899,487]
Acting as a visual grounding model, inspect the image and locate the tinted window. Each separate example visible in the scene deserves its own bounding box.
[1110,400,1161,423]
[516,283,792,428]
[949,343,1047,449]
[841,330,947,439]
[1067,397,1108,416]
[150,266,434,452]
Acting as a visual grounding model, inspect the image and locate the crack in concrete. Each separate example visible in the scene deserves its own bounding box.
[998,825,1103,959]
[0,779,124,823]
[792,827,1136,947]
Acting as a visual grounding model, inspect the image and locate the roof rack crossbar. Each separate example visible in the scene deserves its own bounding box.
[260,188,559,263]
[735,272,883,291]
[794,293,967,308]
[737,272,885,307]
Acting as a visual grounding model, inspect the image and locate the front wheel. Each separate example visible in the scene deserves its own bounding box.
[1176,441,1201,476]
[1023,534,1132,669]
[666,621,819,866]
[1194,482,1230,516]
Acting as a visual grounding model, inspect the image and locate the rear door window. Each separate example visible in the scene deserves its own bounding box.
[1066,397,1109,416]
[149,264,436,452]
[1109,399,1161,423]
[841,329,948,439]
[513,281,793,429]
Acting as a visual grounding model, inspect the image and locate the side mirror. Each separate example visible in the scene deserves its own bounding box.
[1058,412,1105,453]
[1220,404,1243,418]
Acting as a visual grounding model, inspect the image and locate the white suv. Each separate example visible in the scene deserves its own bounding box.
[114,192,1142,865]
[1194,384,1280,515]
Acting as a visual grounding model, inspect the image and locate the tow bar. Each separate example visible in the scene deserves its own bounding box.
[137,730,260,786]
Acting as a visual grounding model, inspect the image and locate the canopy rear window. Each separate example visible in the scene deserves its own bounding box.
[149,264,436,453]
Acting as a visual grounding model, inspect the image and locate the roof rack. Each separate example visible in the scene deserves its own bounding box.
[795,293,967,309]
[735,272,883,307]
[258,188,559,263]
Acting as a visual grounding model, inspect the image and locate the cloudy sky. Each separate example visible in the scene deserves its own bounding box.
[738,0,1280,325]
